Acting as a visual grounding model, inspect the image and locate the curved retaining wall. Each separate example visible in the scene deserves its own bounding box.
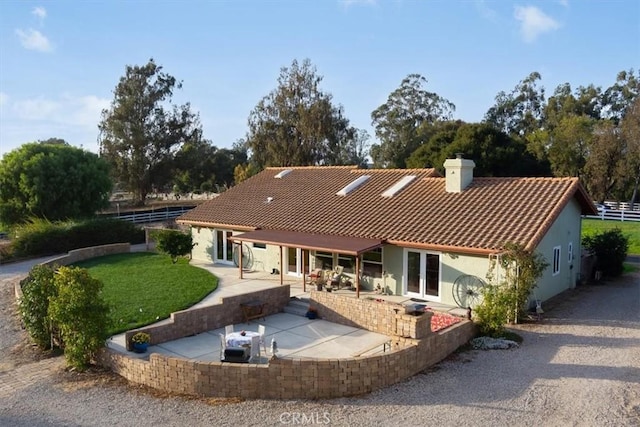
[14,243,131,299]
[100,315,475,399]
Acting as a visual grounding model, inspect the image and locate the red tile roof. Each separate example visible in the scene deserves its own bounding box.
[178,166,596,255]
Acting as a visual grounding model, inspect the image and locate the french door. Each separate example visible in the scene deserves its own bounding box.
[404,249,440,300]
[286,248,310,276]
[215,230,234,264]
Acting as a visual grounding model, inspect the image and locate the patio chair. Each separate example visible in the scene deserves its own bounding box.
[225,324,234,335]
[218,333,226,361]
[249,335,261,362]
[258,324,267,355]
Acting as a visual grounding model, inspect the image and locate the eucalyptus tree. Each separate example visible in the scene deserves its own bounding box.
[370,74,455,168]
[484,71,545,138]
[246,59,360,168]
[98,59,204,205]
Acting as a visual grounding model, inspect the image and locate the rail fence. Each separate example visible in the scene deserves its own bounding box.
[584,201,640,222]
[100,206,194,225]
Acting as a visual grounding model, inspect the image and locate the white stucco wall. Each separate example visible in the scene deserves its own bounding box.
[532,198,583,303]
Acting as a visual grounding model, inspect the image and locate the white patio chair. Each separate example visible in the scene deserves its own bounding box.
[225,324,234,335]
[218,333,226,361]
[249,335,261,363]
[258,324,267,355]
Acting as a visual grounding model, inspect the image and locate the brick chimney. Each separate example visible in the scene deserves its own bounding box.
[443,154,475,193]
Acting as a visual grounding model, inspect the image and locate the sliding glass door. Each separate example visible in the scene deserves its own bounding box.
[404,249,440,300]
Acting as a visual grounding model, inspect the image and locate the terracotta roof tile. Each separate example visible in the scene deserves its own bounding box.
[178,166,596,253]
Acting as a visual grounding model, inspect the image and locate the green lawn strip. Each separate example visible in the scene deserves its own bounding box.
[73,252,218,335]
[582,219,640,254]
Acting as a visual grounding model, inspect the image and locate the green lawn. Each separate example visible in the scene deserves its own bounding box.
[73,252,218,335]
[582,218,640,254]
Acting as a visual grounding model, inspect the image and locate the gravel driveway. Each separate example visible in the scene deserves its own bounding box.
[1,259,638,426]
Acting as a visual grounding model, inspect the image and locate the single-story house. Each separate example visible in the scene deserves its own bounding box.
[177,156,597,308]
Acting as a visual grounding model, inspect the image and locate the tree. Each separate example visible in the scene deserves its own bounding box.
[0,142,112,226]
[547,115,595,177]
[620,97,640,206]
[583,120,623,201]
[484,71,545,138]
[153,229,195,263]
[602,69,640,123]
[371,74,455,168]
[583,229,629,278]
[99,59,204,205]
[246,59,361,168]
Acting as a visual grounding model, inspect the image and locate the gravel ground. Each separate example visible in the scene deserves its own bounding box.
[1,260,639,427]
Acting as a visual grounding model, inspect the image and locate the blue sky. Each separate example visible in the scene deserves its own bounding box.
[1,0,638,157]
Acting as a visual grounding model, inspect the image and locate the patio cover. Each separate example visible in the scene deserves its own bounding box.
[229,229,383,255]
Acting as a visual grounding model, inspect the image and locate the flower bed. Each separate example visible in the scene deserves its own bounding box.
[430,311,462,332]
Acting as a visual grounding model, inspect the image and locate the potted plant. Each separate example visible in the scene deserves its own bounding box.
[305,306,318,319]
[131,332,151,353]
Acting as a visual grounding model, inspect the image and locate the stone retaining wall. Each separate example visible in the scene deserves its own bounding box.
[310,290,433,339]
[14,243,131,299]
[122,286,291,350]
[100,319,476,399]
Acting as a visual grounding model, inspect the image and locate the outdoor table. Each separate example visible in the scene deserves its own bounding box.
[226,331,260,348]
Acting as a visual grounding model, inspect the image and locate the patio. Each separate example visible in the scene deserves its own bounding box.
[112,312,392,363]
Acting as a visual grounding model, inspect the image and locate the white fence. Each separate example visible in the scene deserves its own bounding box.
[584,209,640,222]
[103,206,194,225]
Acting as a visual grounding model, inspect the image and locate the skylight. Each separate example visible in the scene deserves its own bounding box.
[336,175,371,196]
[274,169,292,179]
[381,175,416,198]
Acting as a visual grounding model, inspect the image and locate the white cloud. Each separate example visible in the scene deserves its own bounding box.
[558,0,569,7]
[32,6,47,22]
[341,0,376,8]
[514,5,560,43]
[13,97,60,120]
[15,28,53,52]
[0,92,8,107]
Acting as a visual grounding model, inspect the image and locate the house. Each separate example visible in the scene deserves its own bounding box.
[177,156,597,308]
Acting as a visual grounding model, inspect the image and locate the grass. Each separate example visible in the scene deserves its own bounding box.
[73,252,218,335]
[582,218,640,254]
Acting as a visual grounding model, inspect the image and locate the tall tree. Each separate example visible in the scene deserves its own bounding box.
[246,58,360,168]
[547,115,595,177]
[98,59,203,205]
[583,120,624,201]
[0,142,111,226]
[484,72,545,137]
[602,69,640,123]
[371,74,455,168]
[620,97,640,206]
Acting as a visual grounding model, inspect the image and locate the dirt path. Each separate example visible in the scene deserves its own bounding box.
[0,262,638,426]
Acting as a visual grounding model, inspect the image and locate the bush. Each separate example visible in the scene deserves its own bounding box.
[475,243,548,335]
[152,229,195,263]
[48,266,111,370]
[19,264,57,349]
[583,228,629,277]
[9,218,144,260]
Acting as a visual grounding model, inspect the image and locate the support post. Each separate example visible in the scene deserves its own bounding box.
[355,255,361,299]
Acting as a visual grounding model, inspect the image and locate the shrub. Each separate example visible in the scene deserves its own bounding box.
[19,264,57,349]
[475,243,548,336]
[152,229,195,263]
[48,266,111,370]
[583,228,629,277]
[9,218,144,259]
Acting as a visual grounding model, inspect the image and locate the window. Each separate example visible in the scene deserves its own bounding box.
[338,253,356,274]
[362,248,383,278]
[568,242,573,264]
[314,251,333,270]
[553,246,561,276]
[253,242,266,250]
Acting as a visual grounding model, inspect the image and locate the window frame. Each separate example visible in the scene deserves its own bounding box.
[552,246,561,276]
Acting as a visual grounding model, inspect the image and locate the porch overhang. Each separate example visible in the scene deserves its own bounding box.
[229,229,383,255]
